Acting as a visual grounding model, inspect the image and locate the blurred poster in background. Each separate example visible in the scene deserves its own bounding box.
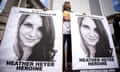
[112,0,120,12]
[71,13,119,70]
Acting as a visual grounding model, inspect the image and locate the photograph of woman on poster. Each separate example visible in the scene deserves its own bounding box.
[14,14,56,61]
[78,17,112,57]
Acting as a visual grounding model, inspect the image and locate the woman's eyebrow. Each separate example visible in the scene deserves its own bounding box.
[82,24,89,28]
[23,22,33,27]
[23,21,32,25]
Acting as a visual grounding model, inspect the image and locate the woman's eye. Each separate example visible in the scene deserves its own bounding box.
[94,28,98,33]
[38,27,43,31]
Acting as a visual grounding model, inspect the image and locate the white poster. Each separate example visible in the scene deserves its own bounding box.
[71,13,119,70]
[0,7,63,72]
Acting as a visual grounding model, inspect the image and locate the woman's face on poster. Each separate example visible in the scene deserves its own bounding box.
[80,17,99,46]
[19,14,43,48]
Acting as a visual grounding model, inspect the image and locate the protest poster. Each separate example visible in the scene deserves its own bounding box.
[71,13,119,70]
[0,7,63,72]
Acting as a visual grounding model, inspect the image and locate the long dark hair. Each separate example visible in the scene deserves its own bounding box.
[17,14,56,61]
[78,17,112,57]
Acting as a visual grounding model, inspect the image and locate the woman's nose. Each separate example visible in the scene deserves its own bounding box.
[89,31,95,37]
[29,29,37,37]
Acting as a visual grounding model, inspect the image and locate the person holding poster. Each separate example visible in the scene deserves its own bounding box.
[63,1,72,71]
[14,14,56,61]
[78,17,112,57]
